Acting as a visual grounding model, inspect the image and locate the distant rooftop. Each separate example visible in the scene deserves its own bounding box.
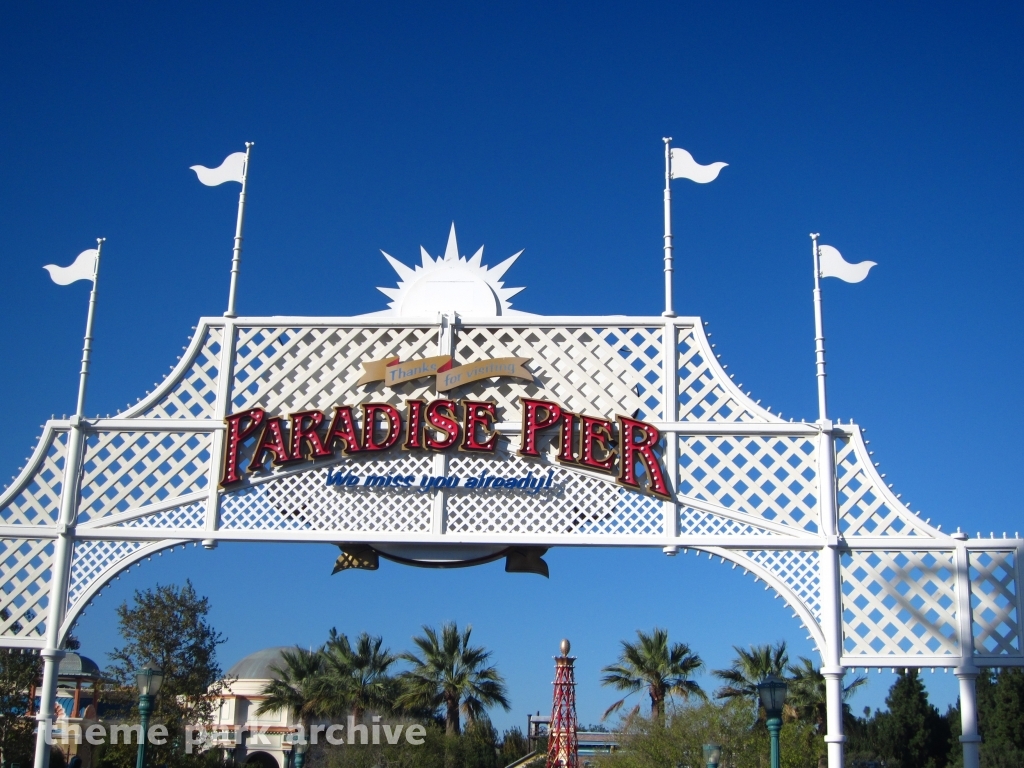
[226,647,292,680]
[58,652,101,679]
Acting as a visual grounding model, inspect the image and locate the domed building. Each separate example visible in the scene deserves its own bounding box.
[209,647,302,768]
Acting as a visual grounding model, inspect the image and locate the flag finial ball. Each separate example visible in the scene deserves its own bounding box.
[560,639,570,655]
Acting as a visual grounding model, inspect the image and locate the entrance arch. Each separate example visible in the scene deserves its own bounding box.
[245,751,280,768]
[0,228,1019,768]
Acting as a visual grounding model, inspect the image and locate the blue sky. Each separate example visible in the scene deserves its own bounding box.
[1,1,1021,730]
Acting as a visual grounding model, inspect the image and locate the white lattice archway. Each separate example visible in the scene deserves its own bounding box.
[2,241,1020,768]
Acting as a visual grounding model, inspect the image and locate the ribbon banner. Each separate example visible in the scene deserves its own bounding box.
[357,355,531,390]
[436,357,531,391]
[356,355,453,387]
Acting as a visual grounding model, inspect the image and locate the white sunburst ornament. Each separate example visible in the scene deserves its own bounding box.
[368,223,531,317]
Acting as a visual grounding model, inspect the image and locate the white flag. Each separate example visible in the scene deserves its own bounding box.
[190,151,246,186]
[818,244,876,283]
[43,249,98,285]
[670,148,728,183]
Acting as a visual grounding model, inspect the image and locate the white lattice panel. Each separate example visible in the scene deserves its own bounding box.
[0,538,53,640]
[116,501,207,530]
[678,507,780,537]
[841,550,959,656]
[678,435,819,533]
[137,326,223,419]
[66,539,146,610]
[738,548,822,620]
[231,326,439,412]
[677,327,777,422]
[0,430,67,527]
[454,326,655,419]
[220,455,434,532]
[445,447,661,535]
[969,550,1020,656]
[835,433,933,538]
[77,432,211,523]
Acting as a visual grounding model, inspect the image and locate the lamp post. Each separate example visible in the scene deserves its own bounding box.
[134,663,164,768]
[702,743,722,768]
[756,676,788,768]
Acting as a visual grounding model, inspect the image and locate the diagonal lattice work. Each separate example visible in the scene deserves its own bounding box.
[77,432,212,523]
[677,326,778,422]
[0,538,54,640]
[453,325,656,419]
[113,501,208,530]
[220,455,435,532]
[445,447,662,536]
[740,548,822,621]
[840,550,959,656]
[134,326,224,419]
[835,431,935,538]
[231,325,440,413]
[969,550,1020,656]
[0,430,67,527]
[679,506,782,537]
[66,539,146,610]
[678,435,819,533]
[1,314,1020,674]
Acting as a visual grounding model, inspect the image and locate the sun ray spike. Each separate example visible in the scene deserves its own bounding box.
[381,251,416,283]
[420,246,434,269]
[444,222,459,261]
[488,249,524,281]
[468,245,484,267]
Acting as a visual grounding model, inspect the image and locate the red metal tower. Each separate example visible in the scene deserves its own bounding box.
[546,639,579,768]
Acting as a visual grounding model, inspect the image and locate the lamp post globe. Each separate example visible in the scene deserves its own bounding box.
[134,663,164,768]
[756,676,788,768]
[702,743,722,768]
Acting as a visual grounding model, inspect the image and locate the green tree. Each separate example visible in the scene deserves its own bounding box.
[397,622,510,736]
[600,628,705,722]
[786,656,867,734]
[319,629,397,719]
[256,647,327,734]
[105,581,227,768]
[0,647,39,767]
[958,667,1024,768]
[712,641,790,707]
[499,726,530,764]
[873,669,950,768]
[597,700,819,768]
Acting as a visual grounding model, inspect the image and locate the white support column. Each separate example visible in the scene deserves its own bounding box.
[662,138,676,319]
[431,314,454,536]
[661,319,679,550]
[817,420,845,768]
[33,420,86,768]
[954,543,981,768]
[203,320,238,549]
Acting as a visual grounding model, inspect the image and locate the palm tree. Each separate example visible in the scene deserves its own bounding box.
[396,622,510,735]
[255,647,326,736]
[786,656,867,733]
[712,641,790,705]
[600,628,706,722]
[320,629,397,719]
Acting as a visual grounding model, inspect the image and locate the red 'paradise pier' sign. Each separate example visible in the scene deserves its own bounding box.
[221,397,671,500]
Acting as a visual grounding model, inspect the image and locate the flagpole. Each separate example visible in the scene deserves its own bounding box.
[75,238,104,418]
[225,142,253,318]
[662,137,675,318]
[811,232,828,422]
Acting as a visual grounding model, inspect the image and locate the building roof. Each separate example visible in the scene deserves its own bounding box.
[58,652,101,679]
[226,647,293,680]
